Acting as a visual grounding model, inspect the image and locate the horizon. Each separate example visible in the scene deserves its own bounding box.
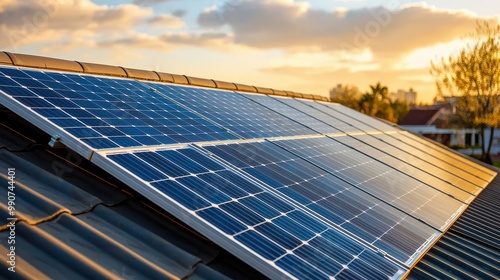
[1,0,500,103]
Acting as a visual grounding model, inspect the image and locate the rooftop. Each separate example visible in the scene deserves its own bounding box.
[0,51,498,280]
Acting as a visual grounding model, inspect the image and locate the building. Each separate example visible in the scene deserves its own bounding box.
[329,83,343,100]
[400,97,500,156]
[398,106,479,147]
[390,88,417,104]
[0,51,499,279]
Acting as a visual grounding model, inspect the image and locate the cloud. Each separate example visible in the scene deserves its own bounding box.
[0,0,152,49]
[261,63,435,99]
[172,9,186,18]
[132,0,174,6]
[148,14,184,28]
[198,0,497,59]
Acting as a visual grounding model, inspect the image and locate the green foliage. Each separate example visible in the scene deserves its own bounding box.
[331,82,410,123]
[329,84,362,111]
[431,21,500,163]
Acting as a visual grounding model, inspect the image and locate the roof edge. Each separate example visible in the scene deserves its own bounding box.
[0,51,330,102]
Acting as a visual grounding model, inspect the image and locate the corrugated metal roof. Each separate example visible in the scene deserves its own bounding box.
[409,176,500,279]
[0,107,265,280]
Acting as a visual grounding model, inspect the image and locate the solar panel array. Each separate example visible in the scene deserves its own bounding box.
[0,65,496,279]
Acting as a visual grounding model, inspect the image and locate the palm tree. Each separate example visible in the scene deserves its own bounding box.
[359,82,389,117]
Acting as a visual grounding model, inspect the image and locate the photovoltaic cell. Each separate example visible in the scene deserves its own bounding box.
[106,146,404,279]
[242,93,342,134]
[203,141,439,264]
[144,82,318,139]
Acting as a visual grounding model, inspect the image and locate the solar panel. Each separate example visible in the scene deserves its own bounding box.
[0,64,496,279]
[351,133,482,198]
[271,136,467,230]
[0,67,238,154]
[145,82,318,139]
[202,140,440,264]
[316,101,398,132]
[94,146,405,279]
[293,98,379,132]
[242,93,342,134]
[265,96,364,133]
[373,132,492,187]
[396,131,496,181]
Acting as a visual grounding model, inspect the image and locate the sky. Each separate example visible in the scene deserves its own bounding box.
[1,0,499,103]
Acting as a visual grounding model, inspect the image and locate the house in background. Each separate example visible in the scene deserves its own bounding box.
[399,102,500,156]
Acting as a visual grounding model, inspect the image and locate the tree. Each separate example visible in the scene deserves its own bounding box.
[329,84,362,110]
[431,21,500,163]
[359,82,390,118]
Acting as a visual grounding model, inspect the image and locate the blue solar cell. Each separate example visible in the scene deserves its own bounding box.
[197,207,247,235]
[235,230,285,261]
[14,78,48,88]
[255,192,294,213]
[81,138,119,149]
[108,136,142,147]
[24,70,54,80]
[177,148,226,171]
[286,210,328,234]
[0,86,36,97]
[219,202,265,226]
[152,180,211,210]
[0,76,20,86]
[272,216,316,241]
[216,171,263,194]
[0,68,32,78]
[348,258,388,280]
[276,254,328,280]
[358,250,400,276]
[335,269,364,280]
[16,97,53,108]
[321,229,364,255]
[64,127,101,138]
[33,108,71,118]
[135,152,190,177]
[255,223,302,250]
[197,173,248,198]
[50,118,85,128]
[239,196,281,219]
[177,176,231,204]
[308,236,356,265]
[108,153,166,182]
[64,108,95,118]
[294,245,344,276]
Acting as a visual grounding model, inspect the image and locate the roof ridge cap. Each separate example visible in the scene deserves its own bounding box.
[0,51,330,102]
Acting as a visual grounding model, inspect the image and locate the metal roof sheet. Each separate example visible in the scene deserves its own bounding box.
[0,108,265,279]
[409,176,500,279]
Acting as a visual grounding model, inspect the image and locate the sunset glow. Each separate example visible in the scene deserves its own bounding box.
[1,0,499,103]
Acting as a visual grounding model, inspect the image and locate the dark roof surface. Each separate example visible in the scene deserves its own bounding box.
[0,106,266,280]
[398,107,442,126]
[409,175,500,279]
